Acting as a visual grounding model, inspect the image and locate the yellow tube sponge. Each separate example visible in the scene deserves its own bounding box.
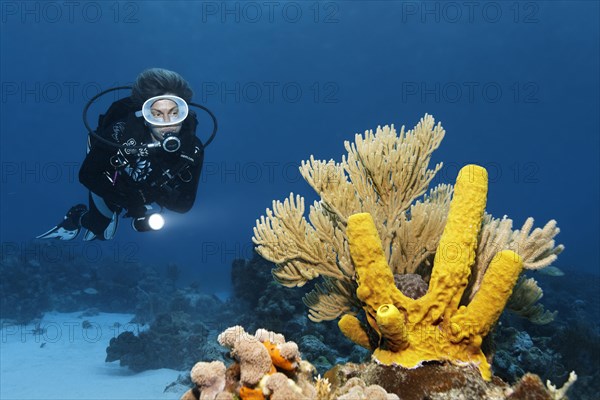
[346,213,412,323]
[450,250,523,344]
[375,304,408,352]
[346,165,523,380]
[338,314,372,350]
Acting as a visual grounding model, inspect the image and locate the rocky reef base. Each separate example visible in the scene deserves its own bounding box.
[325,362,563,400]
[179,325,575,400]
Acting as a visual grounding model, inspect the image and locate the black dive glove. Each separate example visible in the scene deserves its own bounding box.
[122,185,156,219]
[111,174,156,212]
[124,204,148,219]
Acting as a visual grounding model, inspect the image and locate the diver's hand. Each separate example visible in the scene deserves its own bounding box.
[124,205,147,219]
[134,187,156,205]
[118,184,156,210]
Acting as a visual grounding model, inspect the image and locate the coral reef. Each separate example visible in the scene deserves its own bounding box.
[189,361,226,400]
[180,326,398,400]
[229,252,366,373]
[476,215,562,324]
[492,326,564,384]
[253,115,563,380]
[325,362,575,400]
[105,311,215,371]
[1,235,592,397]
[506,277,556,325]
[253,115,562,329]
[0,242,147,323]
[334,377,400,400]
[493,272,600,400]
[180,327,576,400]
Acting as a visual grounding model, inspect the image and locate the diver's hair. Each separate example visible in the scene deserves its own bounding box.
[131,68,193,105]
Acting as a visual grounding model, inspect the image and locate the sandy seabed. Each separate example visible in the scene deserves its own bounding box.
[0,311,185,400]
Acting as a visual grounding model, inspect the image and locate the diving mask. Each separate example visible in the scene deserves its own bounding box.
[136,95,189,126]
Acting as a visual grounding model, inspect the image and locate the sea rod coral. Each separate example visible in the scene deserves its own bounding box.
[252,114,564,378]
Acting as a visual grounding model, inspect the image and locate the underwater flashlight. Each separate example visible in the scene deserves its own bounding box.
[132,213,165,232]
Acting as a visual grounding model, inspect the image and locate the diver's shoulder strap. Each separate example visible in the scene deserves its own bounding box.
[97,97,137,133]
[90,97,144,152]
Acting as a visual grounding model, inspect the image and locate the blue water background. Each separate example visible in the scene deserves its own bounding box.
[1,1,598,294]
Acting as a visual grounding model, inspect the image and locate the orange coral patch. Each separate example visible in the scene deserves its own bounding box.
[262,341,295,371]
[239,385,265,400]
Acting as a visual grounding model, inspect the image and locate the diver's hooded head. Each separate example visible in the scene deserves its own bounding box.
[132,68,195,146]
[131,68,193,107]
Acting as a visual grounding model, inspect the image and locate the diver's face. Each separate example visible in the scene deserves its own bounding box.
[148,99,183,137]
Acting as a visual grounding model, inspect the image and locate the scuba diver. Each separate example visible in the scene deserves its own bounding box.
[37,68,217,240]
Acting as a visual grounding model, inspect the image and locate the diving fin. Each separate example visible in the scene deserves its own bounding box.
[36,204,88,240]
[83,229,97,241]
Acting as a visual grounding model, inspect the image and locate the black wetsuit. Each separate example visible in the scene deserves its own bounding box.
[78,97,204,236]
